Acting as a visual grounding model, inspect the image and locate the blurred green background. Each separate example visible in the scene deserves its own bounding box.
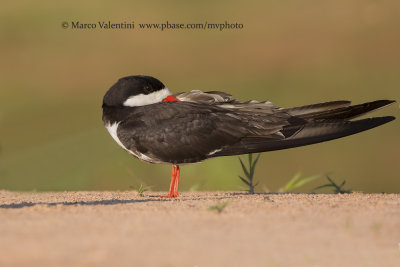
[1,0,399,193]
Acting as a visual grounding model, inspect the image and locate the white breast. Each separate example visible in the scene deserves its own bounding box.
[106,122,126,149]
[105,122,159,163]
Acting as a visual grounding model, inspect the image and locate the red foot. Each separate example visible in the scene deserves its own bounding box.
[160,193,178,198]
[160,165,180,198]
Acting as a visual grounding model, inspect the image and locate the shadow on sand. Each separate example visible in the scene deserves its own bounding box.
[0,192,322,209]
[0,198,166,209]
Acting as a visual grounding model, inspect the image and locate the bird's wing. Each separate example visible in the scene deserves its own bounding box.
[175,90,350,115]
[174,91,396,157]
[175,90,394,121]
[284,100,394,120]
[210,99,396,157]
[116,101,290,164]
[211,116,395,157]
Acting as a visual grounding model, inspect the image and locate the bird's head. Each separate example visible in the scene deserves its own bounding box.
[102,75,177,108]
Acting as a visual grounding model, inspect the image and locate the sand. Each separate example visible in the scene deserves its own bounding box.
[0,191,399,267]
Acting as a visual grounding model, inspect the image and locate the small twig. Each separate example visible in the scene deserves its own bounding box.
[238,153,261,194]
[135,184,150,197]
[314,176,352,194]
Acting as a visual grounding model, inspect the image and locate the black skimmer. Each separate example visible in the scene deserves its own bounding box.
[102,75,395,198]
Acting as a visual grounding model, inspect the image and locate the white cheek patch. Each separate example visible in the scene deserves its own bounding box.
[123,88,172,107]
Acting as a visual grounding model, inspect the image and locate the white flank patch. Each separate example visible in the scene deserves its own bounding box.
[105,122,157,163]
[123,87,172,107]
[208,148,222,156]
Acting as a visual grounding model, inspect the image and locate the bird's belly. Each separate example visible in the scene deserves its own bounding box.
[105,122,162,164]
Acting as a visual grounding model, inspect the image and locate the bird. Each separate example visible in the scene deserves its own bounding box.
[102,75,395,198]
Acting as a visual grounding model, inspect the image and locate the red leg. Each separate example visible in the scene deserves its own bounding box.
[173,165,180,197]
[160,165,179,198]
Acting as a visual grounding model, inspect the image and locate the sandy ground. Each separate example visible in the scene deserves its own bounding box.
[0,191,399,267]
